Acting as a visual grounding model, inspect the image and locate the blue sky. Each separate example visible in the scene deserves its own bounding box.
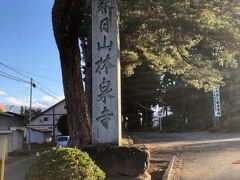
[0,0,64,112]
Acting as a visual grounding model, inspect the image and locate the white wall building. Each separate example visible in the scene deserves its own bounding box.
[0,112,25,160]
[25,100,67,144]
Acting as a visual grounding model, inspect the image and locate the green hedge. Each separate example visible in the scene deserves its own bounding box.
[25,147,105,180]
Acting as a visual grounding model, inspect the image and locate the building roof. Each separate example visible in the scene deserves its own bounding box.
[0,112,14,117]
[136,102,154,113]
[26,99,65,124]
[0,130,12,134]
[25,127,52,133]
[6,111,25,117]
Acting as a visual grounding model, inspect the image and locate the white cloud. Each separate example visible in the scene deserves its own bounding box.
[42,95,64,106]
[0,90,6,96]
[5,95,64,110]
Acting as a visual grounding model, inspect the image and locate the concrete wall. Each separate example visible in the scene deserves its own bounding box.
[25,129,52,144]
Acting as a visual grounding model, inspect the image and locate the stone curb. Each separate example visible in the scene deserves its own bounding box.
[162,155,176,180]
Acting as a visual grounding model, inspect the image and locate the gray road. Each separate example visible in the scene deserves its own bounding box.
[131,132,240,180]
[4,156,34,180]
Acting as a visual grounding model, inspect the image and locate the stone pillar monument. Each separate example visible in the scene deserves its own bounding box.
[92,0,122,145]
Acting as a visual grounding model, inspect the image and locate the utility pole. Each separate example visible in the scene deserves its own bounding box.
[28,78,35,151]
[53,107,55,142]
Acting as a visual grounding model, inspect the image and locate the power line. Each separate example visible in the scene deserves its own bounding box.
[0,62,31,79]
[0,70,60,100]
[36,86,61,101]
[0,70,29,82]
[0,62,61,83]
[0,71,29,84]
[33,80,62,98]
[16,68,61,83]
[0,62,63,99]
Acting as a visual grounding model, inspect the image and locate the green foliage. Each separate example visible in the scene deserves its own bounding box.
[161,80,213,132]
[122,61,160,129]
[57,115,69,136]
[221,62,240,131]
[25,147,105,180]
[120,0,240,91]
[20,106,42,123]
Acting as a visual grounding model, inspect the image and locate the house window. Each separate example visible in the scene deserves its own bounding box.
[39,119,43,122]
[44,117,49,122]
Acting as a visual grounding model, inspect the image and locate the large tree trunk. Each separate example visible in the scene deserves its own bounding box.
[52,0,91,146]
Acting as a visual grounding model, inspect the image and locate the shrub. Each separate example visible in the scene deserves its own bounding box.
[25,147,105,180]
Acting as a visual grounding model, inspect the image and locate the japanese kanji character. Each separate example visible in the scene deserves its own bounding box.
[97,77,115,104]
[95,54,115,74]
[96,106,113,129]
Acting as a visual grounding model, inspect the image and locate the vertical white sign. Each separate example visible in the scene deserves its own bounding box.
[92,0,122,145]
[213,86,221,117]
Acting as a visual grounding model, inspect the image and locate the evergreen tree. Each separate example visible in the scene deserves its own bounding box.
[221,58,240,131]
[120,0,240,90]
[164,81,213,131]
[122,61,160,129]
[20,106,42,124]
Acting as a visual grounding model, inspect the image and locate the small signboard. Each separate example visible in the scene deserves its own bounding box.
[213,86,221,117]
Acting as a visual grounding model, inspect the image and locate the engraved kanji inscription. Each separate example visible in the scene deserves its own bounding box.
[97,0,113,15]
[97,36,113,51]
[96,106,114,129]
[100,17,110,32]
[97,77,115,104]
[95,54,115,74]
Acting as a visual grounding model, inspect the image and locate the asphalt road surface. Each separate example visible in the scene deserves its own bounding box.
[4,155,34,180]
[131,132,240,180]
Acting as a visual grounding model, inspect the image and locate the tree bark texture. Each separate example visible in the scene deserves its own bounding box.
[52,0,91,146]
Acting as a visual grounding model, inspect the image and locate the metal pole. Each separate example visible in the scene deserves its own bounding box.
[53,107,55,142]
[159,117,162,132]
[28,78,33,151]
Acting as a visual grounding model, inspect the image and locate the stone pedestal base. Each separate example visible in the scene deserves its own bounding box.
[80,146,150,178]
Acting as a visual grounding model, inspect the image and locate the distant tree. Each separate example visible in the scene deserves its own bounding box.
[165,81,213,131]
[20,106,42,123]
[57,115,69,136]
[120,0,240,90]
[221,58,240,131]
[122,61,160,129]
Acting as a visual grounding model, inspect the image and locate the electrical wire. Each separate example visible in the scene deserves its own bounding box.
[0,62,61,83]
[0,62,63,99]
[0,62,31,79]
[33,80,62,98]
[0,71,29,84]
[36,86,62,101]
